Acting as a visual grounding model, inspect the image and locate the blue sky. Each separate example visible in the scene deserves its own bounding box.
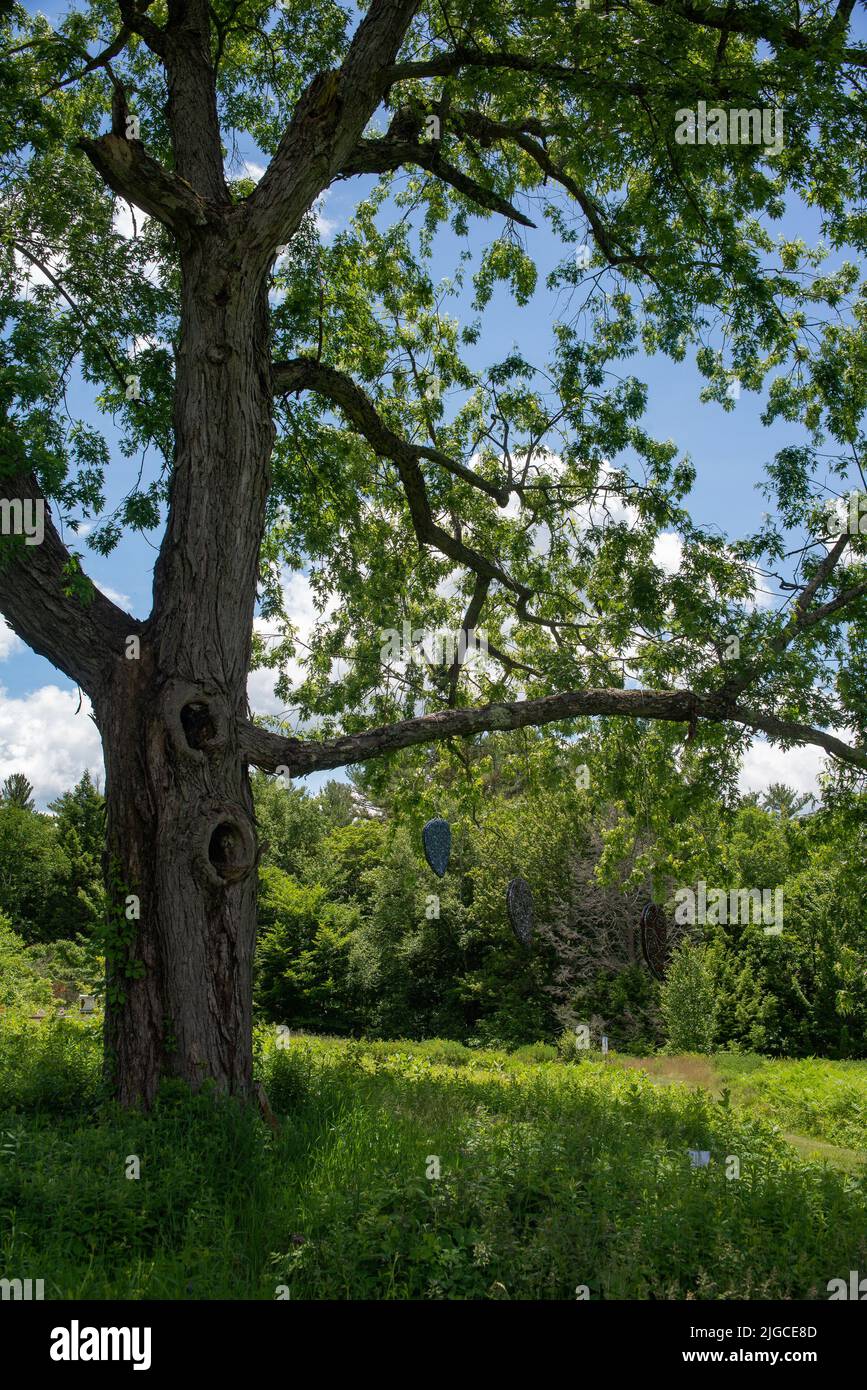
[2,2,864,805]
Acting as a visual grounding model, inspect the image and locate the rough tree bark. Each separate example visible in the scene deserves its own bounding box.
[93,246,273,1106]
[82,0,425,1106]
[0,0,428,1107]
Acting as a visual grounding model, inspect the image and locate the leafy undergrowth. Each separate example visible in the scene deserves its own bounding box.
[617,1052,867,1154]
[0,1018,865,1299]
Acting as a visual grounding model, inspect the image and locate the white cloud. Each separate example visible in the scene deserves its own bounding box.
[0,684,103,803]
[652,531,683,575]
[129,334,165,357]
[248,570,338,715]
[0,621,21,661]
[110,200,162,287]
[14,246,64,294]
[112,200,150,240]
[738,736,827,798]
[97,584,133,613]
[247,661,289,717]
[314,192,337,241]
[435,568,464,601]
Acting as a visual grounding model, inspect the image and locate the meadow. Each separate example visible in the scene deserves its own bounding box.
[1,1014,866,1300]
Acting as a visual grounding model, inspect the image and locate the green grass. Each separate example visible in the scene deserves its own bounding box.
[713,1054,867,1152]
[1,1016,866,1299]
[615,1052,867,1158]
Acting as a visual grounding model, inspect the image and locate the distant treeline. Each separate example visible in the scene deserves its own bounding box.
[1,760,865,1057]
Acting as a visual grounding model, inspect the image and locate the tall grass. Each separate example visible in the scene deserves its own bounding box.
[714,1054,867,1151]
[0,1018,865,1299]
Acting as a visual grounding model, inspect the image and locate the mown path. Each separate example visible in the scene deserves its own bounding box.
[615,1055,867,1172]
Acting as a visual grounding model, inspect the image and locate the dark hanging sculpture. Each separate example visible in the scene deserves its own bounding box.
[640,902,668,979]
[507,877,534,947]
[422,817,451,877]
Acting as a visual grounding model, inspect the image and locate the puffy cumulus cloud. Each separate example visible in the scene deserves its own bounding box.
[112,199,150,240]
[247,660,290,717]
[313,191,337,240]
[97,585,134,613]
[0,684,104,804]
[0,620,21,661]
[738,736,827,799]
[111,199,161,286]
[248,570,338,716]
[652,531,683,575]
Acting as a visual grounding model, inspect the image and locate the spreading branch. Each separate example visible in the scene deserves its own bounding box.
[339,133,536,228]
[272,355,528,601]
[0,468,137,694]
[245,0,422,262]
[272,356,510,503]
[116,0,167,57]
[238,685,867,778]
[449,109,651,269]
[40,24,132,93]
[720,533,867,700]
[644,0,866,66]
[78,132,212,235]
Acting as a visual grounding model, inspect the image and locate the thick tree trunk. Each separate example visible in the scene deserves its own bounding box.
[97,667,260,1107]
[95,241,273,1108]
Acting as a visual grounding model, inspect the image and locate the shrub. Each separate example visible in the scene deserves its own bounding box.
[510,1041,558,1064]
[0,913,53,1010]
[660,939,718,1053]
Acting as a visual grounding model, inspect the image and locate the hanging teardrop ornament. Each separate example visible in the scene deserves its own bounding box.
[640,902,668,979]
[422,817,451,878]
[506,876,534,947]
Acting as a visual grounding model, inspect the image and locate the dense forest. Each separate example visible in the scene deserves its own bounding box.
[4,743,865,1058]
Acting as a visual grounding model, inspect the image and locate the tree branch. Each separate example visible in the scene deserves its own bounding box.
[644,0,865,66]
[272,356,510,504]
[382,47,627,87]
[449,109,651,268]
[116,0,167,57]
[445,575,489,706]
[382,4,866,88]
[272,355,528,605]
[339,134,536,227]
[245,0,422,262]
[78,132,213,236]
[0,469,137,695]
[40,25,132,93]
[720,533,865,700]
[237,685,867,777]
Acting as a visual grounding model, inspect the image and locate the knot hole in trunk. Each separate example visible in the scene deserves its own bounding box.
[181,701,218,750]
[198,805,257,887]
[209,821,247,881]
[162,681,228,761]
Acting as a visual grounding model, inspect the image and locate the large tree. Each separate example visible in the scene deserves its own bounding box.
[1,0,865,1105]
